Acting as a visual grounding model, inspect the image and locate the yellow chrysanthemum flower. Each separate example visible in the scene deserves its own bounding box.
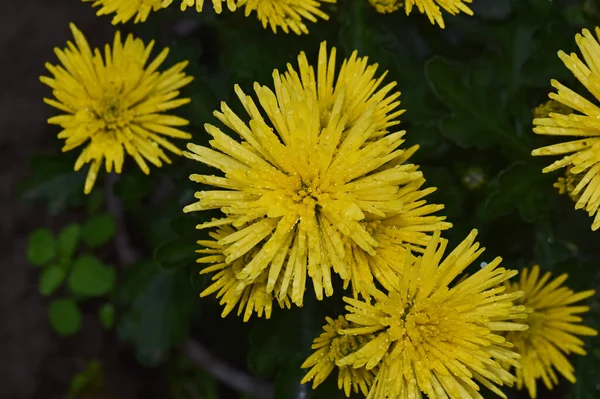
[82,0,162,24]
[328,230,528,399]
[41,24,193,194]
[197,226,291,321]
[184,41,441,309]
[238,0,335,34]
[368,0,473,28]
[504,265,598,399]
[301,316,376,397]
[532,27,600,231]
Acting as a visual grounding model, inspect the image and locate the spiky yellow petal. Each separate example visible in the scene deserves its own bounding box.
[238,0,335,35]
[301,316,376,397]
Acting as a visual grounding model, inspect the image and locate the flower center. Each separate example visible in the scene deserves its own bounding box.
[292,180,324,205]
[329,334,362,362]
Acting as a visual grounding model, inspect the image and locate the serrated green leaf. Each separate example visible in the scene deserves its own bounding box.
[82,214,116,248]
[57,224,81,260]
[39,264,67,296]
[425,56,530,156]
[27,228,57,266]
[98,303,115,329]
[48,298,81,336]
[154,238,198,270]
[68,255,116,297]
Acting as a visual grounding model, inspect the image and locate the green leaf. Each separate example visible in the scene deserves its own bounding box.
[154,238,198,270]
[19,154,86,214]
[482,162,554,222]
[98,303,115,329]
[117,265,194,366]
[48,298,82,336]
[66,360,104,399]
[68,255,116,297]
[39,264,67,296]
[27,228,57,266]
[81,214,116,248]
[57,224,81,260]
[425,56,530,156]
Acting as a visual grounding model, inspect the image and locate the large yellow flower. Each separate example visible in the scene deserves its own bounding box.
[301,316,376,397]
[41,24,193,194]
[238,0,335,35]
[83,0,236,24]
[504,265,597,399]
[328,230,528,399]
[184,42,443,308]
[533,27,600,231]
[368,0,473,29]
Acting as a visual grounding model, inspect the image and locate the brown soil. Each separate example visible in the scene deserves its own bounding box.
[0,1,150,398]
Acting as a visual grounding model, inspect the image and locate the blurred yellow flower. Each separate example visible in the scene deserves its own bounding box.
[84,0,236,24]
[505,265,597,399]
[184,41,431,308]
[41,24,192,194]
[301,316,376,397]
[533,27,600,230]
[196,226,291,321]
[368,0,473,28]
[533,99,572,120]
[83,0,161,24]
[239,0,335,34]
[554,168,584,203]
[161,0,236,13]
[333,230,528,399]
[368,0,402,14]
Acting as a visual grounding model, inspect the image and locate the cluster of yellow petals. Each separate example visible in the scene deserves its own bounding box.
[184,41,448,318]
[368,0,473,28]
[533,27,600,230]
[196,226,292,321]
[301,316,376,397]
[83,0,334,34]
[40,24,192,194]
[239,0,336,35]
[303,230,530,399]
[504,266,598,399]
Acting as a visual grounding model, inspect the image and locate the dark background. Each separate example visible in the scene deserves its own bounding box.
[0,1,116,398]
[2,1,600,399]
